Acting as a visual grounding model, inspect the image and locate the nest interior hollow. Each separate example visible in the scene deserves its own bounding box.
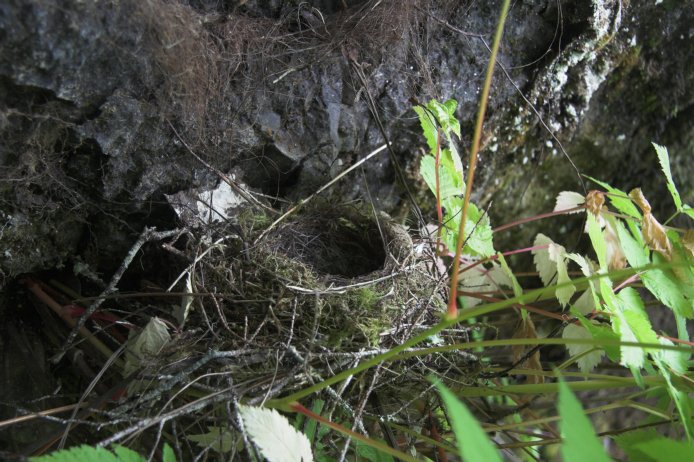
[268,205,390,278]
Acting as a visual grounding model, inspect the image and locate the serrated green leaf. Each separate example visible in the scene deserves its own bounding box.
[434,380,502,462]
[428,99,460,139]
[652,143,682,211]
[31,445,146,462]
[572,308,620,362]
[562,323,605,372]
[239,405,313,462]
[652,338,693,440]
[613,288,657,368]
[413,106,438,154]
[558,380,611,462]
[112,447,146,462]
[440,198,495,257]
[585,175,641,219]
[683,205,694,219]
[641,259,693,319]
[586,213,608,270]
[419,155,462,199]
[533,234,557,287]
[465,203,495,257]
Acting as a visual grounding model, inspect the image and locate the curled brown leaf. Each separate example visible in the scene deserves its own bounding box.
[585,190,605,217]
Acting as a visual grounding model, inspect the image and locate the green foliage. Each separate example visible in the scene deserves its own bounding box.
[31,444,175,462]
[557,379,611,462]
[434,380,502,462]
[415,99,496,258]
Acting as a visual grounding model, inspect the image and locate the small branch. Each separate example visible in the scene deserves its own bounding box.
[55,227,181,362]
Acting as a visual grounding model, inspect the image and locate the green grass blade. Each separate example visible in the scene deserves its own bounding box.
[558,380,611,462]
[434,380,502,462]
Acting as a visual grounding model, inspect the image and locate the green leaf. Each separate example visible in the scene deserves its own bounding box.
[652,143,682,211]
[613,217,649,268]
[683,205,694,220]
[465,203,495,257]
[636,436,694,460]
[355,439,396,462]
[586,213,607,270]
[419,155,462,200]
[585,175,642,219]
[238,405,314,462]
[162,444,176,462]
[532,233,557,287]
[440,198,495,257]
[612,430,660,462]
[572,309,620,362]
[562,323,605,372]
[31,445,145,462]
[551,244,575,308]
[413,106,438,154]
[112,447,146,462]
[497,253,523,300]
[428,99,460,139]
[439,146,464,180]
[613,288,657,368]
[434,380,502,462]
[187,427,235,454]
[558,380,611,462]
[652,338,694,440]
[641,261,693,319]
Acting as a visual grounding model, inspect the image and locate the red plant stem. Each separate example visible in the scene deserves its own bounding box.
[435,128,443,253]
[657,335,694,347]
[447,0,511,319]
[288,402,415,461]
[492,206,584,233]
[456,291,568,321]
[428,410,448,462]
[21,277,116,359]
[454,244,550,276]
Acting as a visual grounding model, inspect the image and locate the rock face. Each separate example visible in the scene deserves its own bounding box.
[1,0,692,282]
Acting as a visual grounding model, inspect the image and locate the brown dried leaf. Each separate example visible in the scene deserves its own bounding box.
[512,316,544,388]
[642,212,673,260]
[683,230,694,259]
[585,190,605,217]
[605,221,626,270]
[629,188,652,214]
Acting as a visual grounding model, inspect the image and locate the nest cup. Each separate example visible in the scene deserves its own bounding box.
[266,204,411,281]
[227,202,441,348]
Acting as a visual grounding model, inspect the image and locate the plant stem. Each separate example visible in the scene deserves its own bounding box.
[448,0,512,318]
[435,128,444,254]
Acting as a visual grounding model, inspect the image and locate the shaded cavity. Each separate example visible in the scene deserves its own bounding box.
[269,206,386,278]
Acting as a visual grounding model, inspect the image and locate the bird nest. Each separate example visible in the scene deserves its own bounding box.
[26,202,480,458]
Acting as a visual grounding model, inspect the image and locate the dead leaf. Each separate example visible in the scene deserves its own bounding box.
[629,188,652,214]
[605,221,627,270]
[512,316,544,389]
[629,188,672,260]
[584,190,605,217]
[682,229,694,259]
